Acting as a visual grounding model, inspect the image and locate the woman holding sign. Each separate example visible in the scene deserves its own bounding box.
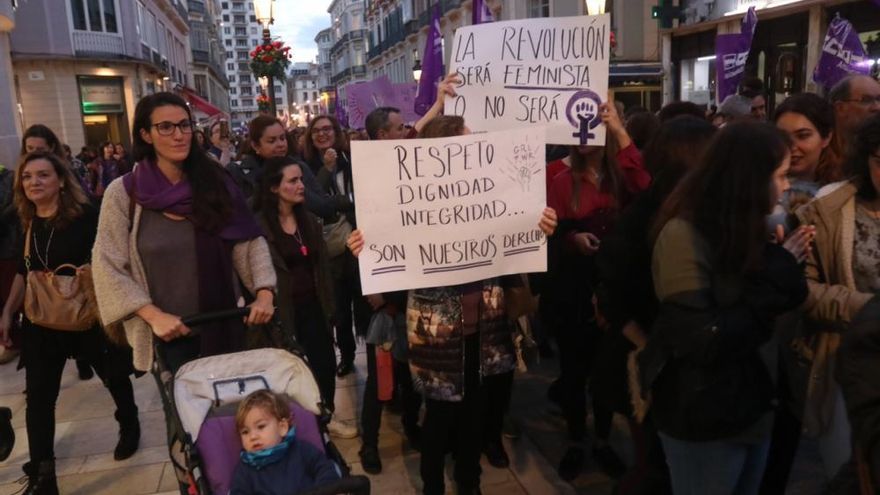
[544,99,650,480]
[347,115,558,495]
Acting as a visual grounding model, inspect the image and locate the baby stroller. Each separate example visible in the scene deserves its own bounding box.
[152,308,370,495]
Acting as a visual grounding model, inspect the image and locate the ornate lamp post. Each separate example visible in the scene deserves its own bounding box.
[585,0,605,15]
[412,49,422,82]
[254,0,277,116]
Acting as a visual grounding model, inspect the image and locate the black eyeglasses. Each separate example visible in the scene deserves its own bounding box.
[152,120,195,136]
[843,96,880,107]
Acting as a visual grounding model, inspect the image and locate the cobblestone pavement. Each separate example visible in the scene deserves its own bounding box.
[0,342,826,494]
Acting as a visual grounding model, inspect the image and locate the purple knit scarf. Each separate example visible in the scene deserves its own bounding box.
[124,160,264,356]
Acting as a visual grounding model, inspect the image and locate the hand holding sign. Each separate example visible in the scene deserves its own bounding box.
[447,14,610,145]
[350,127,549,294]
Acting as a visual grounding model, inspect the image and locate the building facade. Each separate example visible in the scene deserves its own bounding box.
[315,27,336,116]
[10,0,190,152]
[363,0,664,116]
[187,0,230,119]
[328,0,369,115]
[286,62,321,126]
[219,0,289,129]
[663,0,880,110]
[0,1,20,169]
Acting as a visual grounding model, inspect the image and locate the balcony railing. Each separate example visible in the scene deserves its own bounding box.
[330,65,367,84]
[188,0,206,14]
[72,31,125,57]
[331,29,368,56]
[418,0,462,27]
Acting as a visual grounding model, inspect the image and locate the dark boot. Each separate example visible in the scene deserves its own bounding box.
[21,460,59,495]
[75,359,94,380]
[113,411,140,461]
[0,406,14,462]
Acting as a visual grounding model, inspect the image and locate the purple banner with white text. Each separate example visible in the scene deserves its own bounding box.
[813,15,870,90]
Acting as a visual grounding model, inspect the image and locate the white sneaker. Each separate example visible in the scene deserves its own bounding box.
[327,417,358,439]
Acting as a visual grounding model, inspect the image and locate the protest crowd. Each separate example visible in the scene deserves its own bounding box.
[6,5,880,495]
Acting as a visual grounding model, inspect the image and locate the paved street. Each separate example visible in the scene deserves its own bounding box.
[0,341,825,494]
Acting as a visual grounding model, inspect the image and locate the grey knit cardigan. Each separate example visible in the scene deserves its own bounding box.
[91,177,277,371]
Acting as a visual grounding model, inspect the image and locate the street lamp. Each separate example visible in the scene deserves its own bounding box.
[254,0,277,116]
[585,0,606,15]
[412,49,422,82]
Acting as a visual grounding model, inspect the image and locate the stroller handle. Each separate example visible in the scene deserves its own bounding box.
[295,475,371,495]
[180,307,251,328]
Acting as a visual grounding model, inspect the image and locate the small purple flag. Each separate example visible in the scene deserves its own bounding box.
[715,7,758,103]
[873,0,880,8]
[813,15,871,90]
[414,4,444,116]
[472,0,494,25]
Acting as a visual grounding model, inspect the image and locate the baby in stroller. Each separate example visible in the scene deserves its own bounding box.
[230,390,339,495]
[231,389,340,494]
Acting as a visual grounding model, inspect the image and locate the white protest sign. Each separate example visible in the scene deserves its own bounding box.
[351,127,547,295]
[446,14,610,145]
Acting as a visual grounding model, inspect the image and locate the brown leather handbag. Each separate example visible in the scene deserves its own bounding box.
[23,223,98,331]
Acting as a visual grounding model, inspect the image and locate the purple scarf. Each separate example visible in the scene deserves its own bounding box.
[124,160,264,356]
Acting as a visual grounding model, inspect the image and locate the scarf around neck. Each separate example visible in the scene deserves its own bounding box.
[122,159,263,241]
[240,427,297,470]
[123,159,265,357]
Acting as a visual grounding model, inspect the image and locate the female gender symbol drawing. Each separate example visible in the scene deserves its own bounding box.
[565,90,603,145]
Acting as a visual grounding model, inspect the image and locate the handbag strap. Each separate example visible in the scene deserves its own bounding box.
[23,221,32,271]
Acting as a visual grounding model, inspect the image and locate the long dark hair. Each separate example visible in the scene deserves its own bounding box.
[656,122,791,274]
[254,156,320,257]
[132,92,232,233]
[302,115,349,163]
[643,116,717,200]
[773,93,837,183]
[248,115,285,157]
[849,113,880,201]
[567,137,625,213]
[20,124,65,158]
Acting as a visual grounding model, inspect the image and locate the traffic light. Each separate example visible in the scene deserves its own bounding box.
[652,0,683,29]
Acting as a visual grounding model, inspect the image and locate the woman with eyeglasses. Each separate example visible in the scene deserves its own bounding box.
[92,92,277,493]
[301,116,368,381]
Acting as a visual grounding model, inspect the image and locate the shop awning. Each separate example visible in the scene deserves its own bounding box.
[610,63,664,80]
[180,87,226,118]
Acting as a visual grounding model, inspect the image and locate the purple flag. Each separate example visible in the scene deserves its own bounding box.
[392,82,421,124]
[472,0,494,25]
[813,15,871,90]
[715,7,758,103]
[347,76,396,129]
[414,4,443,116]
[873,0,880,8]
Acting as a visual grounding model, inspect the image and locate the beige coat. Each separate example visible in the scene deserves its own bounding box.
[91,177,277,372]
[797,181,874,435]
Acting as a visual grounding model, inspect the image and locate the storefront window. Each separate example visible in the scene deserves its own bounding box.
[679,56,715,105]
[78,76,128,148]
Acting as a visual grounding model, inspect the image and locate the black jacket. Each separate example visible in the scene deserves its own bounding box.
[639,242,808,441]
